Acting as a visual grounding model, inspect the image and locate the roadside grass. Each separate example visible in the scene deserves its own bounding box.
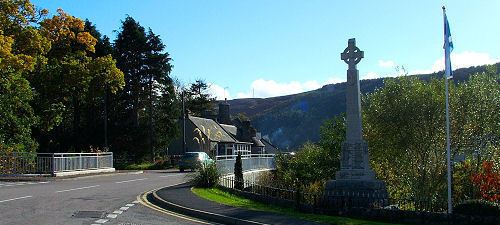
[116,161,174,170]
[192,187,402,225]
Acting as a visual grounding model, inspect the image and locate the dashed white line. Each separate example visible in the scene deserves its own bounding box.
[119,206,129,211]
[0,195,33,203]
[114,178,148,184]
[106,214,118,219]
[132,200,140,204]
[94,219,108,224]
[55,185,100,193]
[125,203,134,207]
[0,181,49,188]
[112,210,123,214]
[14,182,35,186]
[158,174,184,178]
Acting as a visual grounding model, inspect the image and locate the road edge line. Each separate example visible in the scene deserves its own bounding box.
[137,183,213,225]
[146,184,268,225]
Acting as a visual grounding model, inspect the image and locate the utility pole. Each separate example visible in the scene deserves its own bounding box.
[182,91,186,153]
[104,85,108,151]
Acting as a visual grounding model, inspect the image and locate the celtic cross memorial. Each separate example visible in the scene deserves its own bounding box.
[325,38,387,207]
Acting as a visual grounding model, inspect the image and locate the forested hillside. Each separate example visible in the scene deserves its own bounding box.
[228,63,500,150]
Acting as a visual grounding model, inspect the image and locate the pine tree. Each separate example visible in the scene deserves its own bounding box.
[112,16,176,161]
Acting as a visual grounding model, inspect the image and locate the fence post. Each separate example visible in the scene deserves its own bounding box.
[109,152,112,168]
[51,153,56,175]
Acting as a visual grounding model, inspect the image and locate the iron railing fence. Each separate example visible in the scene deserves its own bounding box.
[219,176,448,213]
[0,152,114,176]
[215,154,275,175]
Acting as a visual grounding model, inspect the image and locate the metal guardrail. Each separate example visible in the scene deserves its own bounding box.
[215,154,275,175]
[0,152,114,176]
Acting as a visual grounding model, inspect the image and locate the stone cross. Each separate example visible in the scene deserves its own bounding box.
[324,39,387,205]
[341,39,364,70]
[341,38,364,143]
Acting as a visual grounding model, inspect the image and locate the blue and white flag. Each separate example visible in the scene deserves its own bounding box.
[443,9,453,79]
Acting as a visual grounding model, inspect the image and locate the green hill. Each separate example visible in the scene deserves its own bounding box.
[227,63,500,150]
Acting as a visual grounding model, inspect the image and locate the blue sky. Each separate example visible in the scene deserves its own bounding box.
[33,0,500,99]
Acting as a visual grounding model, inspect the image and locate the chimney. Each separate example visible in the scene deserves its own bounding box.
[217,98,231,124]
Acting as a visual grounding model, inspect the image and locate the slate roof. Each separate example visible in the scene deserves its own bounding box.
[189,116,236,143]
[220,124,237,136]
[251,137,265,147]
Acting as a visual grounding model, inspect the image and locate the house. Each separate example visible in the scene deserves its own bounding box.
[169,100,277,157]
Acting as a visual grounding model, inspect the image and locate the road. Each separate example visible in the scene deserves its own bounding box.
[0,170,207,225]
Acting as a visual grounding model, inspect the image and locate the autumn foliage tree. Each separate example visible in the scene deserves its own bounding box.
[0,0,49,153]
[0,0,124,154]
[31,8,124,152]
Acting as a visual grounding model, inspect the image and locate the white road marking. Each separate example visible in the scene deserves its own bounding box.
[0,195,33,203]
[119,206,129,211]
[0,181,49,188]
[14,182,35,186]
[55,185,100,193]
[94,219,108,223]
[158,174,184,178]
[114,178,148,184]
[112,210,123,214]
[106,214,118,219]
[125,203,134,207]
[132,200,140,204]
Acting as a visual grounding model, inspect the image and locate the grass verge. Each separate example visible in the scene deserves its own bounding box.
[116,161,174,170]
[192,187,402,225]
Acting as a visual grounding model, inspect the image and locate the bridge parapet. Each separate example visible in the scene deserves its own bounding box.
[215,154,275,175]
[0,152,114,177]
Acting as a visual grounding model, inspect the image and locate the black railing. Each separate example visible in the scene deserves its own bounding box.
[219,176,447,212]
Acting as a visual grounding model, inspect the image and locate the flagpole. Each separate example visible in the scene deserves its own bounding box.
[443,6,453,215]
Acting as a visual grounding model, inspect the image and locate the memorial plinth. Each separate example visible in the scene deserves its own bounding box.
[325,38,387,207]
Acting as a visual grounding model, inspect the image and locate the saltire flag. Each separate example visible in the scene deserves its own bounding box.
[443,9,454,79]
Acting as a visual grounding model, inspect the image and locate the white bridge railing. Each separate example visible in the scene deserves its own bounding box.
[0,152,114,176]
[215,154,275,175]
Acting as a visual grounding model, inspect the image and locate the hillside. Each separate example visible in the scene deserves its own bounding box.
[226,63,500,150]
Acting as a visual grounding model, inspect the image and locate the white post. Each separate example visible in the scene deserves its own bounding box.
[443,6,453,214]
[445,73,452,214]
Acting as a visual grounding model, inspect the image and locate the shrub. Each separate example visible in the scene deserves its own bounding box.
[190,161,220,188]
[454,199,500,216]
[471,161,500,202]
[234,153,244,190]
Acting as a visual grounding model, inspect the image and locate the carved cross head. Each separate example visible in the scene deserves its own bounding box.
[341,38,364,69]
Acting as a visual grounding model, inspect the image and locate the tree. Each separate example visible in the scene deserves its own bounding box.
[29,9,123,153]
[112,16,177,161]
[363,76,448,208]
[0,0,49,153]
[185,80,216,116]
[363,69,499,208]
[318,113,345,172]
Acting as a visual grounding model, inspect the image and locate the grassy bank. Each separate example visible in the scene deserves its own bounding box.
[192,187,403,225]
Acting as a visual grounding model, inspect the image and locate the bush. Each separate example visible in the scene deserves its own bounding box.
[190,161,220,188]
[234,153,244,190]
[454,199,500,216]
